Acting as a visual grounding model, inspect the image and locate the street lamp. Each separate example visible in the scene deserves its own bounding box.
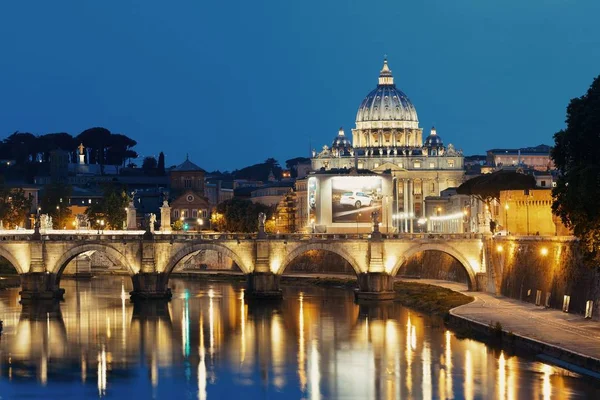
[96,219,100,234]
[356,212,361,235]
[197,218,203,233]
[504,204,509,235]
[56,205,60,230]
[100,219,105,234]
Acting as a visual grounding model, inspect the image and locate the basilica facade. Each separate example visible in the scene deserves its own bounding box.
[311,59,465,233]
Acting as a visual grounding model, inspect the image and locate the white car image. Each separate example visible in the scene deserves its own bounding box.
[339,191,372,208]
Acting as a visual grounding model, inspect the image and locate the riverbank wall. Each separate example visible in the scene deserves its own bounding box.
[486,236,600,319]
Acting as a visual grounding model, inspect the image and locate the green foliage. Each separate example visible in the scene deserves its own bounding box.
[214,198,273,232]
[172,220,184,231]
[85,184,129,229]
[0,185,32,228]
[39,183,73,228]
[157,152,165,175]
[392,281,473,316]
[233,158,282,182]
[142,156,158,175]
[552,75,600,256]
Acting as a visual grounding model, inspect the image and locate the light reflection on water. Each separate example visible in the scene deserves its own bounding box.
[0,277,598,399]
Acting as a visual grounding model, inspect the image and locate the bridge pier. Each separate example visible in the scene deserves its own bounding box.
[130,273,172,301]
[19,273,65,302]
[246,272,282,300]
[355,272,395,301]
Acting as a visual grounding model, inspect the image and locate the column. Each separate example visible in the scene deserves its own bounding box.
[408,179,414,233]
[403,179,408,233]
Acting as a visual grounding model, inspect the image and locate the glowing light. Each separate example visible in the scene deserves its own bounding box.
[465,350,473,400]
[309,339,321,400]
[270,258,281,274]
[445,330,454,399]
[97,346,107,396]
[298,293,307,391]
[540,247,549,256]
[497,245,504,252]
[498,352,506,400]
[384,256,397,274]
[198,316,207,400]
[422,344,431,400]
[542,364,552,400]
[429,212,466,221]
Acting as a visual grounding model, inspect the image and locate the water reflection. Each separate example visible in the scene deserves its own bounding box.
[0,277,598,398]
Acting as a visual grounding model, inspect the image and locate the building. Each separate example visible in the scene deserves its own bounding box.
[250,182,295,207]
[486,144,553,171]
[311,58,465,232]
[499,189,571,236]
[168,158,210,230]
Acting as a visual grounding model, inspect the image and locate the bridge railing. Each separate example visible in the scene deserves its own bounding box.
[0,229,484,242]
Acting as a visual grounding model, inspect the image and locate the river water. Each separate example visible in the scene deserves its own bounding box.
[0,277,599,399]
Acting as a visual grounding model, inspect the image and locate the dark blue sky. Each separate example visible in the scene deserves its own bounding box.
[1,1,598,171]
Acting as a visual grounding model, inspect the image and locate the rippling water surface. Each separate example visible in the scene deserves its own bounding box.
[0,277,599,399]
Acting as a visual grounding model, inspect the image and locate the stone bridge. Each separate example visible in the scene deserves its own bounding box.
[0,230,488,302]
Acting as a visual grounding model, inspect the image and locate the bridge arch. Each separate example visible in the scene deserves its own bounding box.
[164,243,251,277]
[52,244,134,284]
[0,247,25,274]
[277,243,363,276]
[390,243,477,290]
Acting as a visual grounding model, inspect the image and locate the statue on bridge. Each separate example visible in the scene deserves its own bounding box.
[40,214,53,231]
[148,213,156,233]
[258,212,267,239]
[371,211,381,239]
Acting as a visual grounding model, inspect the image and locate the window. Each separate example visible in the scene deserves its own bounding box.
[414,161,421,169]
[448,160,455,168]
[429,162,435,168]
[202,209,208,218]
[398,163,404,169]
[192,209,198,218]
[374,163,379,168]
[183,209,189,218]
[541,180,546,187]
[174,209,179,219]
[184,177,192,188]
[430,182,435,192]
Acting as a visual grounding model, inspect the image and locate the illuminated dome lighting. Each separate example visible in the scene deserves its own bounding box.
[424,126,443,147]
[331,127,353,156]
[355,59,419,127]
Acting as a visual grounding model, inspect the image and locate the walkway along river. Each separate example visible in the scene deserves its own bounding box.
[0,277,599,398]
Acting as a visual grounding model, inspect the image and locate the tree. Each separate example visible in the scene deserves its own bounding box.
[0,187,32,228]
[551,74,600,254]
[39,183,73,229]
[142,156,158,175]
[213,198,273,232]
[85,184,129,229]
[157,152,165,175]
[76,127,112,166]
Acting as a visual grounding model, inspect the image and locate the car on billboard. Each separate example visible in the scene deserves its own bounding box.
[339,191,373,208]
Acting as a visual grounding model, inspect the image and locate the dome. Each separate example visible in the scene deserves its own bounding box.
[331,127,353,155]
[424,127,444,147]
[355,59,419,127]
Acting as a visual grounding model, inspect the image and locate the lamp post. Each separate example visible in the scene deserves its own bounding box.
[100,219,105,234]
[56,205,60,230]
[96,219,100,234]
[197,218,203,233]
[504,204,509,235]
[356,212,361,235]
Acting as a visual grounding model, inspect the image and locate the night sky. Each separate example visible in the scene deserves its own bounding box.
[1,0,598,171]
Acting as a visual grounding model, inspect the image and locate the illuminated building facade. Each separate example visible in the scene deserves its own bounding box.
[311,59,465,232]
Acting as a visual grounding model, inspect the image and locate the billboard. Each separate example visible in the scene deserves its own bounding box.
[331,177,382,223]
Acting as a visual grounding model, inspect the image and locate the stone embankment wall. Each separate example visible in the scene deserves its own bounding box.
[487,237,600,319]
[397,251,469,285]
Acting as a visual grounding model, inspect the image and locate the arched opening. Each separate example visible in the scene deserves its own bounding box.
[53,245,133,286]
[394,250,474,290]
[170,248,243,275]
[0,254,20,291]
[282,249,356,276]
[164,244,250,282]
[61,250,130,278]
